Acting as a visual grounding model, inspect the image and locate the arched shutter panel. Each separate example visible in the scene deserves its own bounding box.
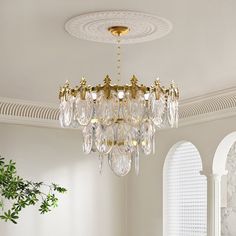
[164,142,207,236]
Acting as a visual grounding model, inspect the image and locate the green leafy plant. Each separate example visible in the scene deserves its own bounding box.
[0,157,67,224]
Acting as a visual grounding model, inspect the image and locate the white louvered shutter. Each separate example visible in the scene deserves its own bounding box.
[164,142,207,236]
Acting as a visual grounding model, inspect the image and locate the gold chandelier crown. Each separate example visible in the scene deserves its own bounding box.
[59,75,179,102]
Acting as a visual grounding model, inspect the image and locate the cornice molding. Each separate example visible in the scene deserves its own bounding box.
[0,97,59,128]
[179,87,236,126]
[0,87,236,128]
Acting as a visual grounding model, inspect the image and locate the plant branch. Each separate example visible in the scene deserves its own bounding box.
[0,157,67,224]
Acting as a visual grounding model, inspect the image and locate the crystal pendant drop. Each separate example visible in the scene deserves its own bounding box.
[149,92,166,127]
[174,101,179,128]
[108,147,132,177]
[75,92,93,126]
[167,96,178,128]
[96,91,119,126]
[95,125,114,154]
[59,100,66,127]
[140,119,154,155]
[98,154,104,174]
[123,91,145,125]
[82,124,93,154]
[116,123,136,154]
[60,96,74,127]
[133,146,140,176]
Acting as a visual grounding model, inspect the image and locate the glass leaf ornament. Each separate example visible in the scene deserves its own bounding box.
[59,96,74,127]
[167,81,179,128]
[82,124,93,154]
[116,123,136,154]
[59,100,66,127]
[140,119,154,155]
[108,147,132,177]
[149,92,166,127]
[96,91,119,126]
[133,146,140,176]
[75,92,93,126]
[123,91,145,126]
[167,96,179,128]
[98,154,104,174]
[173,100,179,128]
[95,125,114,154]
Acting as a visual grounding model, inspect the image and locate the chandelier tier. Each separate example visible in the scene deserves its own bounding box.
[59,22,179,177]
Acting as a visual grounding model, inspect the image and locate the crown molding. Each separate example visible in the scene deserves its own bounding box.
[0,96,58,108]
[179,86,236,126]
[0,87,236,128]
[0,97,59,128]
[180,86,236,105]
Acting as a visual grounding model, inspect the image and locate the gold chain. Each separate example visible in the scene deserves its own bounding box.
[117,36,121,84]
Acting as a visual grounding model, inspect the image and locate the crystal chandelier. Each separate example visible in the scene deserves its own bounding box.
[58,26,179,176]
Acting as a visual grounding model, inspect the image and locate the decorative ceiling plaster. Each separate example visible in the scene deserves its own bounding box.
[1,87,236,128]
[65,11,172,44]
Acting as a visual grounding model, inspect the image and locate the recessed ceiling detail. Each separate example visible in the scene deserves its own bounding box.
[65,11,173,44]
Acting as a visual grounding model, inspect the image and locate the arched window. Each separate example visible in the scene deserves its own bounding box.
[212,132,236,235]
[221,141,236,236]
[163,142,207,236]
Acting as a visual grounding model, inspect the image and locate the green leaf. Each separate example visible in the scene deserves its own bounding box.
[0,157,67,223]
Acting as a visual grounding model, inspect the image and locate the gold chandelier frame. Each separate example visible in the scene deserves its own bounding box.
[59,75,179,101]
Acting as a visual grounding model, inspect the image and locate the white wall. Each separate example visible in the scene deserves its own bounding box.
[1,116,236,236]
[127,116,236,236]
[0,124,127,236]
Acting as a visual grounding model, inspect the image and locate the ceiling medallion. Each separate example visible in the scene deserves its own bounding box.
[59,11,179,177]
[65,10,172,44]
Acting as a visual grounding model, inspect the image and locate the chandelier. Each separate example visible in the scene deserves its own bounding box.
[58,25,179,177]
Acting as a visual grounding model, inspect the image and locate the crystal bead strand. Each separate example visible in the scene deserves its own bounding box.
[116,35,121,84]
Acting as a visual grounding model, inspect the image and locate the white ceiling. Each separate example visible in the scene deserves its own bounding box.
[0,0,236,104]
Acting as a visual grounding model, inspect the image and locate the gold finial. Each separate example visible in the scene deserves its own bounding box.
[59,86,64,100]
[170,81,179,100]
[104,75,111,84]
[103,75,112,99]
[153,78,163,100]
[131,75,138,85]
[155,78,160,86]
[175,87,180,100]
[59,80,70,100]
[79,77,87,100]
[130,75,138,99]
[80,77,87,86]
[170,80,175,88]
[64,80,70,88]
[168,80,179,100]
